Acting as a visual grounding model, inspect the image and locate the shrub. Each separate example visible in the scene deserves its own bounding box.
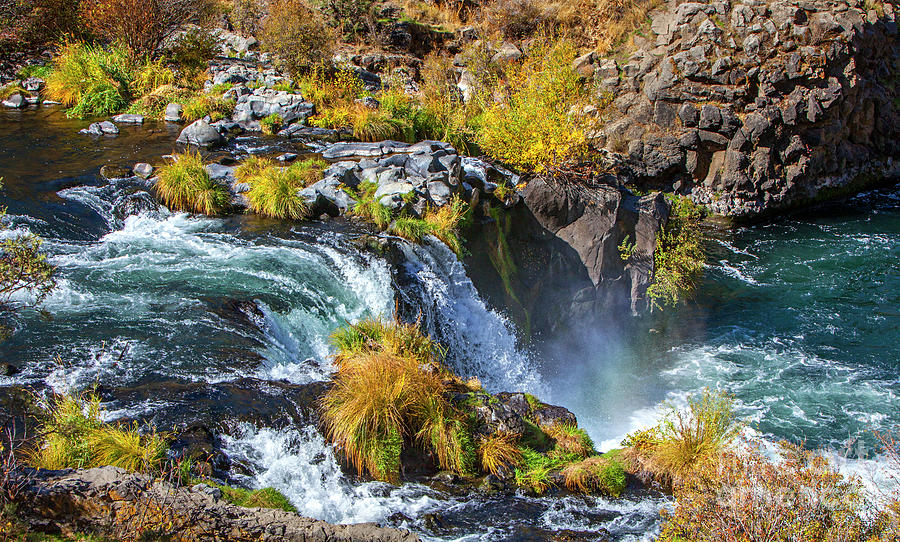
[623,388,741,487]
[45,42,136,118]
[320,0,376,41]
[0,0,88,51]
[658,443,889,542]
[132,59,176,96]
[0,225,56,307]
[28,392,167,473]
[562,456,626,496]
[647,195,706,309]
[80,0,218,57]
[546,422,595,460]
[260,113,284,135]
[155,151,231,215]
[474,37,597,172]
[259,0,335,78]
[478,432,522,476]
[322,320,473,481]
[228,0,265,36]
[481,0,547,39]
[166,27,220,77]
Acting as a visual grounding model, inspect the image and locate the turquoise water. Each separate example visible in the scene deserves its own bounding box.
[1,107,898,540]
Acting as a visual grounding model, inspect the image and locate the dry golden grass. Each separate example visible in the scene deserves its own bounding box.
[561,455,626,496]
[478,432,522,476]
[155,151,231,215]
[546,422,595,460]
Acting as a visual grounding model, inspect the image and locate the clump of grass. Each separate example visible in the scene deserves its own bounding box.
[132,59,176,96]
[27,392,167,473]
[125,84,193,118]
[260,113,284,135]
[235,156,276,183]
[623,388,741,487]
[203,482,297,512]
[245,167,310,220]
[329,316,439,369]
[208,82,234,95]
[0,84,30,100]
[423,195,468,257]
[647,195,706,309]
[561,456,626,496]
[242,157,326,219]
[17,64,52,79]
[45,42,136,118]
[155,151,231,215]
[349,181,394,229]
[514,446,562,494]
[181,94,235,122]
[478,432,522,476]
[322,319,474,482]
[546,422,595,460]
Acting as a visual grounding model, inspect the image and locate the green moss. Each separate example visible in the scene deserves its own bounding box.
[204,481,297,512]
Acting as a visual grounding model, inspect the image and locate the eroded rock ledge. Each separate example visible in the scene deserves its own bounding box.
[18,466,419,542]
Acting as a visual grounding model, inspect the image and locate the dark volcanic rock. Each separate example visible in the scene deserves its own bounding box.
[112,191,158,220]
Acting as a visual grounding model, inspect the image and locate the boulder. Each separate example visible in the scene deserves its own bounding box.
[177,119,224,148]
[112,191,159,220]
[165,102,183,122]
[17,467,419,542]
[492,43,523,63]
[133,163,154,179]
[2,93,26,108]
[111,113,144,124]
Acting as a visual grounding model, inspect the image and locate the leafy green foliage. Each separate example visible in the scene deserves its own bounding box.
[0,228,56,307]
[647,195,706,309]
[474,38,597,172]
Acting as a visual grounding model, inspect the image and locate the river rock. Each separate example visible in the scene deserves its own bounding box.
[2,93,25,108]
[112,191,159,220]
[133,163,154,179]
[112,113,144,124]
[0,363,19,377]
[22,77,44,92]
[232,88,314,125]
[18,466,419,542]
[165,102,183,122]
[321,141,411,160]
[80,121,119,135]
[99,164,132,180]
[177,119,224,147]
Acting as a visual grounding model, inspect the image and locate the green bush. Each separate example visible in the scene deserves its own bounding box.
[647,195,706,309]
[45,42,136,118]
[155,151,231,215]
[561,455,626,496]
[474,37,595,172]
[166,27,220,77]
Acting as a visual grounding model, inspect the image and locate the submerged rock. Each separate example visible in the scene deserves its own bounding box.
[111,113,144,124]
[99,164,132,180]
[112,191,158,220]
[2,93,25,108]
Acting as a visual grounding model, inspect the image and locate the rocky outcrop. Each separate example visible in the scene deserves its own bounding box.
[465,169,668,331]
[18,467,418,542]
[583,0,900,217]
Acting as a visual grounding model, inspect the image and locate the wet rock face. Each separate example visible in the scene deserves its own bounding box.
[18,466,419,542]
[466,171,667,330]
[589,0,900,217]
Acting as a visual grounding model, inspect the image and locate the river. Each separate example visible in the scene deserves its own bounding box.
[1,106,897,540]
